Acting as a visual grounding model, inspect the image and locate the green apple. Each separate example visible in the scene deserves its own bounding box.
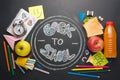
[15,40,31,56]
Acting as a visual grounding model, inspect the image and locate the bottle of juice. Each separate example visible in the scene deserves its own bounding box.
[104,21,117,58]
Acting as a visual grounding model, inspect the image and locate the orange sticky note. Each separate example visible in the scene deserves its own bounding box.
[83,17,103,37]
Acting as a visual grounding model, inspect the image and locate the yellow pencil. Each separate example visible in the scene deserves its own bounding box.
[71,68,103,71]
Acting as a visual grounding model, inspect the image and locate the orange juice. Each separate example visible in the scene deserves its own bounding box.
[104,21,117,58]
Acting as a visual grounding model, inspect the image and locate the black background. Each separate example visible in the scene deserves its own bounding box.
[0,0,120,80]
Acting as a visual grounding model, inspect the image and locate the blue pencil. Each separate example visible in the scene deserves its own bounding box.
[68,72,100,78]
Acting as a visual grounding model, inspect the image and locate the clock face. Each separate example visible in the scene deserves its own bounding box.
[31,16,86,70]
[13,24,26,36]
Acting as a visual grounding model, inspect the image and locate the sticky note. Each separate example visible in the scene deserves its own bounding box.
[78,12,86,21]
[83,17,103,37]
[3,34,22,50]
[87,51,108,66]
[28,5,45,20]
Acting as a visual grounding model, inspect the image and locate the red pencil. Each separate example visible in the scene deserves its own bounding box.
[3,41,10,72]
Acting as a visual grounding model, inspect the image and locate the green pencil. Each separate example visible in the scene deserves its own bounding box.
[25,34,31,41]
[79,69,111,73]
[7,45,15,75]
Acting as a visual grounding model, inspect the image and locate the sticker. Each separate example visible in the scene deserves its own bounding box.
[27,20,33,26]
[82,56,87,62]
[85,49,89,55]
[22,12,27,19]
[43,24,56,36]
[28,5,45,20]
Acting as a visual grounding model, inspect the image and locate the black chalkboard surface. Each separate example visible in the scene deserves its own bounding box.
[0,0,120,80]
[31,15,86,71]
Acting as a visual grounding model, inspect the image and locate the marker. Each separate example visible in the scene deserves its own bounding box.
[68,72,100,78]
[72,68,103,71]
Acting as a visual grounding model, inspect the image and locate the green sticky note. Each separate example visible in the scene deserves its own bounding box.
[91,51,108,66]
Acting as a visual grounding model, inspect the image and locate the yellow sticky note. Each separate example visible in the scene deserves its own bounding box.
[28,5,45,20]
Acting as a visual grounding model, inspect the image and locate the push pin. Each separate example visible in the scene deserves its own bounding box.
[98,16,104,21]
[87,10,94,17]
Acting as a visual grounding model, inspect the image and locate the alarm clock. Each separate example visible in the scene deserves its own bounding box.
[13,19,27,37]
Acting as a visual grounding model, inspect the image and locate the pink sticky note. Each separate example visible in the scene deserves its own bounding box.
[3,34,22,50]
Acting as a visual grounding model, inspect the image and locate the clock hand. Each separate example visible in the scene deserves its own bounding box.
[18,28,21,33]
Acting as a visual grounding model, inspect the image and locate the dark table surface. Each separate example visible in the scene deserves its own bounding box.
[0,0,120,80]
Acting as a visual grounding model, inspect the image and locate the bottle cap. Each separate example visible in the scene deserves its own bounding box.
[106,21,114,26]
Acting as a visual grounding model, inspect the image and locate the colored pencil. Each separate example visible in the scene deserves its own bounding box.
[68,72,100,78]
[17,64,25,74]
[71,68,103,71]
[34,67,50,74]
[11,53,16,69]
[76,65,109,69]
[3,41,10,72]
[79,69,111,73]
[7,45,15,75]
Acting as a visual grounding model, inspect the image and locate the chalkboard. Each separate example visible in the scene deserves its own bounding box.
[31,15,86,71]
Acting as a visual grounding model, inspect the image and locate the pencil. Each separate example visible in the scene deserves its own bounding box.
[3,41,10,72]
[79,69,111,73]
[34,67,50,74]
[7,45,15,75]
[68,71,100,78]
[17,64,25,74]
[76,65,109,69]
[11,53,16,69]
[71,68,103,71]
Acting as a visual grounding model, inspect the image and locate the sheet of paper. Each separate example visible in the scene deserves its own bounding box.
[28,5,45,20]
[7,8,38,40]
